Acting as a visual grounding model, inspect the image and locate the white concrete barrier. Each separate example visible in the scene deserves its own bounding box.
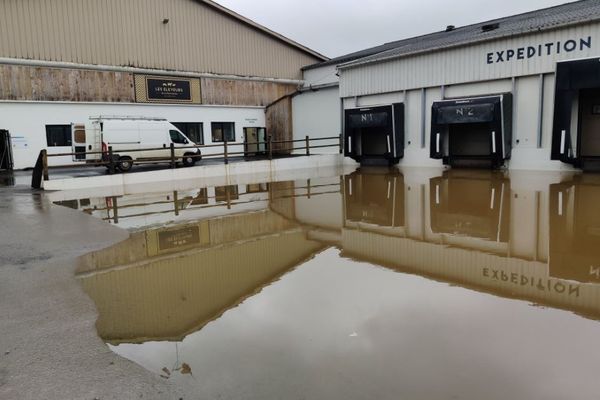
[43,154,357,194]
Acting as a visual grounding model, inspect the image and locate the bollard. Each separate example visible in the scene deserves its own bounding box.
[224,139,228,164]
[41,149,49,181]
[268,135,273,160]
[305,136,310,156]
[339,134,343,154]
[170,143,175,168]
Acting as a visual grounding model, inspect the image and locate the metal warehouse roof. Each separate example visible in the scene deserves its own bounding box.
[305,0,600,71]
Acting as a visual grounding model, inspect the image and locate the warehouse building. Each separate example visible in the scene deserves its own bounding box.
[299,0,600,170]
[0,0,326,170]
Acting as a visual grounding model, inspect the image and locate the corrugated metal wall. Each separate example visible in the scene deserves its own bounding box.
[340,23,600,97]
[0,0,321,80]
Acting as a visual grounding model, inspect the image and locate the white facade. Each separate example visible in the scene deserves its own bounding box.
[0,102,265,169]
[292,64,341,154]
[337,22,600,170]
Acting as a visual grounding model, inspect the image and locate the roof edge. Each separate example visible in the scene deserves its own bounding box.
[338,17,600,71]
[199,0,329,61]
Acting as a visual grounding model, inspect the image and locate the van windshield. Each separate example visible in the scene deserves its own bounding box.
[170,130,188,144]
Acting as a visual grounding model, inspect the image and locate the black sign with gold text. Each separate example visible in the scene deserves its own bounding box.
[134,74,202,104]
[146,78,191,101]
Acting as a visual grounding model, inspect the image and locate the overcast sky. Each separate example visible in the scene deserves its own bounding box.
[216,0,573,58]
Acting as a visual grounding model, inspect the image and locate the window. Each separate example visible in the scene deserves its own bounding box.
[211,122,235,142]
[45,125,72,147]
[169,130,188,144]
[173,122,204,144]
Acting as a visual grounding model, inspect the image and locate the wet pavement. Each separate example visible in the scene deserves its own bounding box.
[54,167,600,399]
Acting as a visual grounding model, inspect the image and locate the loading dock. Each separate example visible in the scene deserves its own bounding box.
[0,130,13,171]
[550,176,600,283]
[344,104,404,165]
[430,95,512,169]
[552,58,600,171]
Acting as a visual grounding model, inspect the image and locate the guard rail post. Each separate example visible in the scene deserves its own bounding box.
[305,136,310,156]
[170,143,176,169]
[108,146,115,175]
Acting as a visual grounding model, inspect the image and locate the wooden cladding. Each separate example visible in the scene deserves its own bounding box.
[0,64,298,107]
[0,64,134,102]
[201,78,296,107]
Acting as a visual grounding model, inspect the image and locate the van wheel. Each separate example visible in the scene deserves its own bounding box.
[182,153,197,167]
[118,157,133,172]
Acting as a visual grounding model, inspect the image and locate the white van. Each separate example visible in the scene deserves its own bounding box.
[71,116,202,171]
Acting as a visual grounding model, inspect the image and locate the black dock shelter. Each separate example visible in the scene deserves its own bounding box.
[430,94,512,169]
[344,104,405,165]
[552,57,600,171]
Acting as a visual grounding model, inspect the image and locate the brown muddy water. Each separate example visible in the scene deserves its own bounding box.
[58,168,600,400]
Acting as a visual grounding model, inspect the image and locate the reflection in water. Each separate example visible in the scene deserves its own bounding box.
[66,169,600,399]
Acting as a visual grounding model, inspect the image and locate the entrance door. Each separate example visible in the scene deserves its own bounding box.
[0,130,13,171]
[244,127,266,156]
[578,89,600,158]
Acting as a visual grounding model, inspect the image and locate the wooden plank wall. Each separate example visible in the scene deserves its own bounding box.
[0,64,298,144]
[0,65,135,102]
[266,97,293,153]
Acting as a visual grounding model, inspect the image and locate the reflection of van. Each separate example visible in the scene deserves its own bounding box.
[71,116,202,172]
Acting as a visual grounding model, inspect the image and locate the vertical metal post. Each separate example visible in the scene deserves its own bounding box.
[173,191,179,216]
[307,179,311,199]
[268,135,273,160]
[112,196,119,224]
[305,136,310,156]
[41,149,49,181]
[108,146,115,175]
[537,73,545,148]
[339,134,343,154]
[170,143,175,168]
[420,88,426,148]
[224,138,228,164]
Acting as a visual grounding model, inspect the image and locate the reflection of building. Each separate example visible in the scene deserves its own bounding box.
[430,170,510,244]
[550,175,600,284]
[78,210,324,344]
[79,169,600,346]
[344,169,404,228]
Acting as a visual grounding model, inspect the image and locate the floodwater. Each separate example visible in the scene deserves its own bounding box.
[60,167,600,400]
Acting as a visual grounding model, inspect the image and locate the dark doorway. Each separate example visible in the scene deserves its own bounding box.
[578,88,600,158]
[552,57,600,170]
[0,130,13,171]
[449,123,493,158]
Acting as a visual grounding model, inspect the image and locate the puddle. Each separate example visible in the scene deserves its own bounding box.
[59,168,600,399]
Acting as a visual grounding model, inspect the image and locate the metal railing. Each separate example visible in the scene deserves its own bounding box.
[68,180,341,224]
[31,134,342,188]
